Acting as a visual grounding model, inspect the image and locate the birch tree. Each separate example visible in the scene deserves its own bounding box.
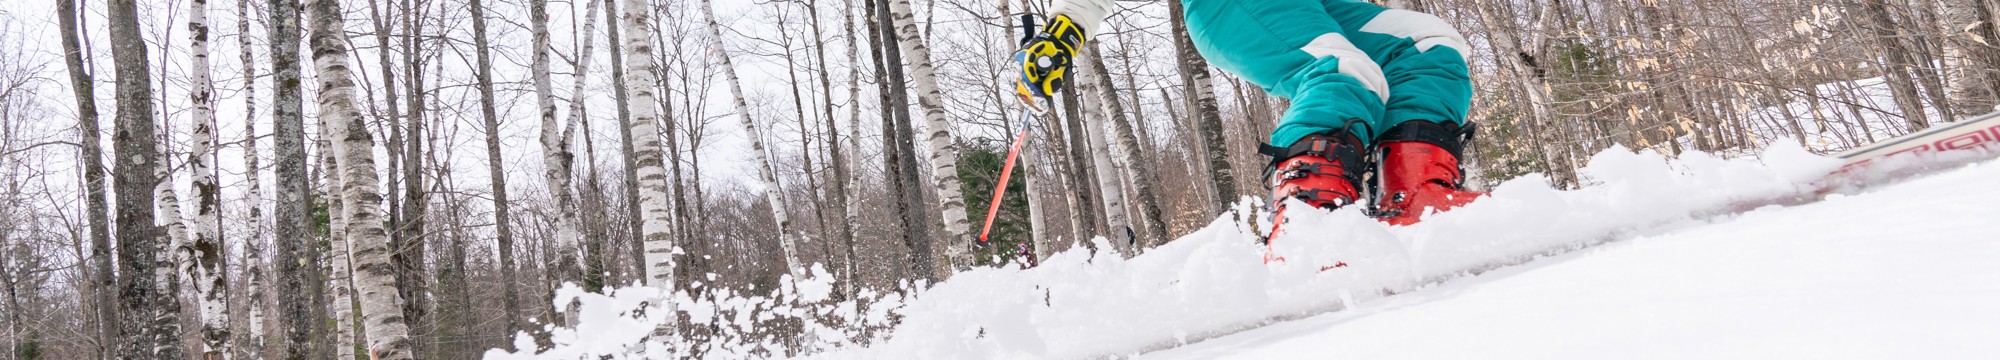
[704,0,804,278]
[1165,0,1238,214]
[185,0,234,356]
[1085,44,1169,248]
[305,0,416,357]
[532,0,586,297]
[109,0,186,357]
[1075,72,1131,250]
[605,0,648,281]
[866,0,935,284]
[237,0,269,350]
[1058,85,1102,245]
[885,0,973,275]
[840,0,866,300]
[557,0,607,292]
[620,0,680,337]
[318,119,356,360]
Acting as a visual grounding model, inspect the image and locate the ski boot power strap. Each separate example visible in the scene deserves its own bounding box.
[1261,130,1370,209]
[1375,120,1477,160]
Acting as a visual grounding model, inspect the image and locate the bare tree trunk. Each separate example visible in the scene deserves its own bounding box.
[465,0,525,338]
[1024,137,1050,258]
[1076,69,1131,250]
[305,0,416,357]
[1165,0,1238,215]
[237,0,269,355]
[390,0,431,354]
[185,0,234,356]
[153,161,190,318]
[840,0,866,301]
[1058,86,1101,245]
[1085,44,1170,249]
[108,0,186,356]
[604,0,647,282]
[703,0,804,278]
[57,1,120,356]
[776,12,829,268]
[809,0,858,300]
[560,0,606,294]
[868,0,934,285]
[265,0,319,356]
[528,0,586,301]
[885,0,972,277]
[318,122,356,360]
[620,0,681,341]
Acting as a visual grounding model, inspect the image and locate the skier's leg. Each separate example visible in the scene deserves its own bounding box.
[1323,2,1482,224]
[1182,0,1389,148]
[1322,1,1474,131]
[1183,0,1388,212]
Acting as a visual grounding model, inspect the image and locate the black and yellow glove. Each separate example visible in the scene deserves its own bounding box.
[1013,14,1088,106]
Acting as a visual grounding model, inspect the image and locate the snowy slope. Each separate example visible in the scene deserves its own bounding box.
[1144,158,2000,359]
[494,144,1997,359]
[794,145,1876,359]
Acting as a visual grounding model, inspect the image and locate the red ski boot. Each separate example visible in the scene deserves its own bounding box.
[1265,132,1368,211]
[1375,122,1484,226]
[1259,132,1367,264]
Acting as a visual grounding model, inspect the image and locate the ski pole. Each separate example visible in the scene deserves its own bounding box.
[977,108,1040,247]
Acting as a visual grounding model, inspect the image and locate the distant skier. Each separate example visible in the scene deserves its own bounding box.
[1016,0,1481,225]
[1016,243,1040,269]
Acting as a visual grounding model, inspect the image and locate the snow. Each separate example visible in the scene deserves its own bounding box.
[1145,157,2000,359]
[790,144,1848,359]
[491,143,2000,359]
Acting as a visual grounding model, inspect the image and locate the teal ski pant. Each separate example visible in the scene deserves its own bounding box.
[1184,0,1472,147]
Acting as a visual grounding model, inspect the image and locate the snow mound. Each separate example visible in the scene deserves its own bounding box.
[801,145,1840,359]
[491,144,1850,359]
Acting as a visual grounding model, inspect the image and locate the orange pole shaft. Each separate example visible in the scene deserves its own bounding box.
[979,122,1033,246]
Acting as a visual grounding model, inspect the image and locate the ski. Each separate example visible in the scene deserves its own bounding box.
[1834,111,2000,169]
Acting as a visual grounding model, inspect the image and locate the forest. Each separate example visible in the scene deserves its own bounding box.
[0,0,1996,358]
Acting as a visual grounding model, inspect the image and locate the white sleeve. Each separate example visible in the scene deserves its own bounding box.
[1048,0,1116,36]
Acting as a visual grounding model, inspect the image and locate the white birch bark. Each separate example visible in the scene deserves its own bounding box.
[186,0,233,356]
[1024,131,1050,258]
[236,0,267,356]
[305,0,415,357]
[1076,70,1130,251]
[543,0,594,292]
[703,0,804,278]
[619,0,681,340]
[886,0,973,275]
[152,158,193,350]
[317,122,355,360]
[841,0,866,301]
[1085,44,1170,249]
[1164,0,1238,214]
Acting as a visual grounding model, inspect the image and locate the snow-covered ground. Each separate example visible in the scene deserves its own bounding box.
[1145,157,2000,359]
[495,144,2000,359]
